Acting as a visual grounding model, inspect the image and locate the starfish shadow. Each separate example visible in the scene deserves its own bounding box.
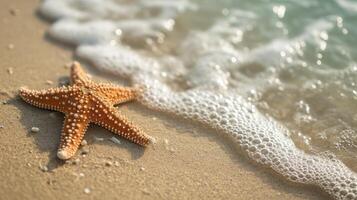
[83,124,146,161]
[9,96,66,170]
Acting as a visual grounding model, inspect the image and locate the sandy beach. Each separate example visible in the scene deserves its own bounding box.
[0,0,331,199]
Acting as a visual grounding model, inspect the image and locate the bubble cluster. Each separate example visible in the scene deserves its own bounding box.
[137,78,357,200]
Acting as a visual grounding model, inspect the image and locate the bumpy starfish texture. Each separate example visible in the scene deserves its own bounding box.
[19,62,152,160]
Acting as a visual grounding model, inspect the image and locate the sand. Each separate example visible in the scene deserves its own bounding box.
[0,0,330,199]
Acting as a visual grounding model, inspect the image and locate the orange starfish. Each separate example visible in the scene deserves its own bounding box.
[19,62,152,160]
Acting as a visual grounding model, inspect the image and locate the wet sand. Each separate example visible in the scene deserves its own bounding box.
[0,0,329,199]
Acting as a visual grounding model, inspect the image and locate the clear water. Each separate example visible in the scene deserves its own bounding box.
[192,0,357,169]
[39,0,357,199]
[170,0,357,171]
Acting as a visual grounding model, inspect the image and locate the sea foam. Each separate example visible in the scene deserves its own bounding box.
[39,0,357,199]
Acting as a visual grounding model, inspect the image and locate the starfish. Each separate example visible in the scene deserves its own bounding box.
[19,62,152,160]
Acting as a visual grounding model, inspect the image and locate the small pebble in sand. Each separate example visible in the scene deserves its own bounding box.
[109,136,121,145]
[9,8,19,16]
[140,167,145,171]
[79,173,85,177]
[84,188,91,194]
[0,124,4,129]
[81,147,89,154]
[7,68,13,75]
[7,44,14,50]
[94,136,104,142]
[81,139,88,146]
[40,165,48,172]
[149,136,157,144]
[31,127,40,133]
[45,80,53,85]
[164,139,169,145]
[105,161,113,167]
[152,117,157,121]
[47,179,56,185]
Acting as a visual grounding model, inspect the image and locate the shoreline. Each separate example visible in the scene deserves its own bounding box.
[0,0,328,199]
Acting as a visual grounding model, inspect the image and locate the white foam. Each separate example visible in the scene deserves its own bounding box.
[76,44,161,77]
[336,0,357,13]
[138,77,357,199]
[39,0,357,199]
[50,19,118,45]
[40,0,137,21]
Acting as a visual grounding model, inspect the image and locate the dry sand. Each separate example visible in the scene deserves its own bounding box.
[0,0,330,199]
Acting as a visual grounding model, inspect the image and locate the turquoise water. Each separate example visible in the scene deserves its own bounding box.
[177,0,357,170]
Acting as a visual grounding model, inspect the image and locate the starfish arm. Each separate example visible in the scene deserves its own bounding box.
[19,86,74,113]
[70,61,91,85]
[57,113,90,160]
[95,84,137,105]
[90,98,151,146]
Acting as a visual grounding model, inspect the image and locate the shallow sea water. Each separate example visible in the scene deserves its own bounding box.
[39,0,357,199]
[182,0,357,166]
